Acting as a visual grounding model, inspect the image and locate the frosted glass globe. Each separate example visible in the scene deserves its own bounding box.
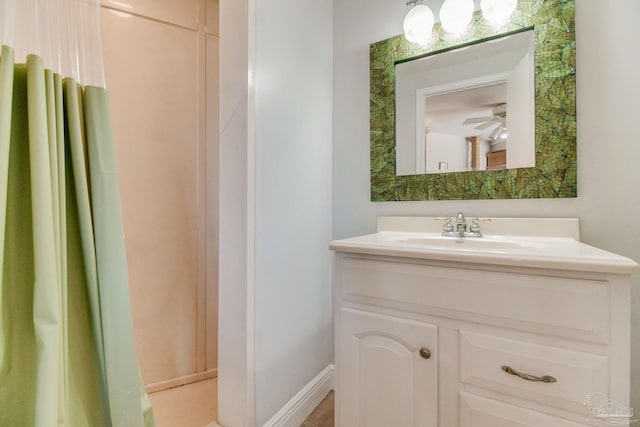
[481,0,518,25]
[403,4,435,45]
[440,0,474,35]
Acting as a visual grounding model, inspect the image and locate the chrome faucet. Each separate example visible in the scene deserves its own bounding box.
[442,212,482,238]
[455,212,467,237]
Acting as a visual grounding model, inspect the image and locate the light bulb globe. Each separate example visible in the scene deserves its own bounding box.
[481,0,517,26]
[403,4,435,45]
[440,0,474,36]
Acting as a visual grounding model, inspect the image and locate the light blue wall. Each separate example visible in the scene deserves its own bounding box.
[219,0,333,424]
[253,0,334,425]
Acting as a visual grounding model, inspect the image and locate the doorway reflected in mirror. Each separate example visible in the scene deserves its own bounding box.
[395,30,534,176]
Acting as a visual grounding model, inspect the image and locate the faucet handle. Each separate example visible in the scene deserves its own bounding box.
[470,217,481,234]
[442,217,453,233]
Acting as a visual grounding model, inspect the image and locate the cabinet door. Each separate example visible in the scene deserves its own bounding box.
[338,308,438,427]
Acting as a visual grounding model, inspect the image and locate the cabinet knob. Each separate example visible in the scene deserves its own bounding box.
[419,348,431,360]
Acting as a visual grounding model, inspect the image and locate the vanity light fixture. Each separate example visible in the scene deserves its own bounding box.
[439,0,474,36]
[402,0,519,44]
[490,123,508,142]
[481,0,518,26]
[403,0,435,46]
[499,127,508,140]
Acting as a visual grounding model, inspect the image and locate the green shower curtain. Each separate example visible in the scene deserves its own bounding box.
[0,45,155,427]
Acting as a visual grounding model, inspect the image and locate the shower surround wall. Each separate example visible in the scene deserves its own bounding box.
[100,0,219,391]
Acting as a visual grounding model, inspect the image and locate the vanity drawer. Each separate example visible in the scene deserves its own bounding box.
[460,391,591,427]
[459,331,608,413]
[340,258,610,343]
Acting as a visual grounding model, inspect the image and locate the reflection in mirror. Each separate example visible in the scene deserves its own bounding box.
[395,30,534,176]
[425,82,507,173]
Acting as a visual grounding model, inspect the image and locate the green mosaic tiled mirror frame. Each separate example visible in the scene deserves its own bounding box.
[370,0,576,201]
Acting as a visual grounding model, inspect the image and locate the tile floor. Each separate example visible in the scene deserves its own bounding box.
[148,378,334,427]
[148,378,218,427]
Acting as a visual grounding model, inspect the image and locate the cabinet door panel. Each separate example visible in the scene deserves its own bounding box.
[338,308,437,427]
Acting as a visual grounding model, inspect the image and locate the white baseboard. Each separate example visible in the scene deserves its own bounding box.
[262,364,335,427]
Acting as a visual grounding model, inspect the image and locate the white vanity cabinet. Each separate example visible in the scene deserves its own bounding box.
[331,218,638,427]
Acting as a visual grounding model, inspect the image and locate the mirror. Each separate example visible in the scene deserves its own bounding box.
[370,0,576,201]
[395,30,534,176]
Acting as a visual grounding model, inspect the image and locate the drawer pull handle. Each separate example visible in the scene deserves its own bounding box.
[501,366,557,383]
[419,348,431,360]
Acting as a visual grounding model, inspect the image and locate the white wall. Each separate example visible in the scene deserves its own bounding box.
[218,0,250,424]
[506,48,535,169]
[218,0,333,425]
[333,0,640,412]
[426,132,466,173]
[253,0,333,424]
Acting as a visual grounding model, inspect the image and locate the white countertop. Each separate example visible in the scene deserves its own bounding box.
[330,217,640,274]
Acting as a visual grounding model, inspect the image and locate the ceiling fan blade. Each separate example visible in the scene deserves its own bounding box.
[475,118,500,130]
[489,125,501,140]
[463,116,494,125]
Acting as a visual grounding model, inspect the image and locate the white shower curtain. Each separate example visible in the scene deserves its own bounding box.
[0,1,155,426]
[0,0,105,87]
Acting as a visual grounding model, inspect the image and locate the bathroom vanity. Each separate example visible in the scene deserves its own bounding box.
[330,217,638,427]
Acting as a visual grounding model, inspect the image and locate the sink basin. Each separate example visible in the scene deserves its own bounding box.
[399,236,549,252]
[329,217,640,274]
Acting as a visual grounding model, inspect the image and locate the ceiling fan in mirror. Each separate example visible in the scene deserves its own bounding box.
[463,103,508,142]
